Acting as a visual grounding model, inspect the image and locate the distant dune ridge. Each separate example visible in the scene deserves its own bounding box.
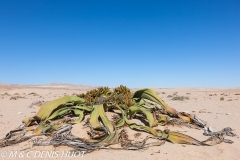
[0,82,97,89]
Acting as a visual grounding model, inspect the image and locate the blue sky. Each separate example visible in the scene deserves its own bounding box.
[0,0,239,87]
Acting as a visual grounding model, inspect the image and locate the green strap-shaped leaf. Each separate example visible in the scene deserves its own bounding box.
[22,117,36,126]
[89,105,102,129]
[111,105,126,127]
[47,107,71,120]
[98,104,114,132]
[167,131,203,145]
[101,130,119,145]
[72,109,84,124]
[127,123,162,137]
[129,104,155,127]
[157,114,168,126]
[74,105,93,112]
[89,104,114,132]
[36,96,85,121]
[132,88,177,115]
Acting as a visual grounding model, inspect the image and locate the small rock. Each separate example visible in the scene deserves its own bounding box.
[226,113,231,115]
[17,112,23,114]
[182,144,186,147]
[199,110,206,113]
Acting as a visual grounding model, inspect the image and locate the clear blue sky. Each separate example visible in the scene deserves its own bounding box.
[0,0,239,88]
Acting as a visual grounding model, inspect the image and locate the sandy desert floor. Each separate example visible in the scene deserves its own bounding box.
[0,84,240,160]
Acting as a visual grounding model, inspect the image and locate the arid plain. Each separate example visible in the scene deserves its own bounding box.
[0,84,239,160]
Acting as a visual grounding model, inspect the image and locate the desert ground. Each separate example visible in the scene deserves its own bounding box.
[0,84,239,160]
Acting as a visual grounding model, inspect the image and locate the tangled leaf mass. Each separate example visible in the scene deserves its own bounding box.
[0,85,236,152]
